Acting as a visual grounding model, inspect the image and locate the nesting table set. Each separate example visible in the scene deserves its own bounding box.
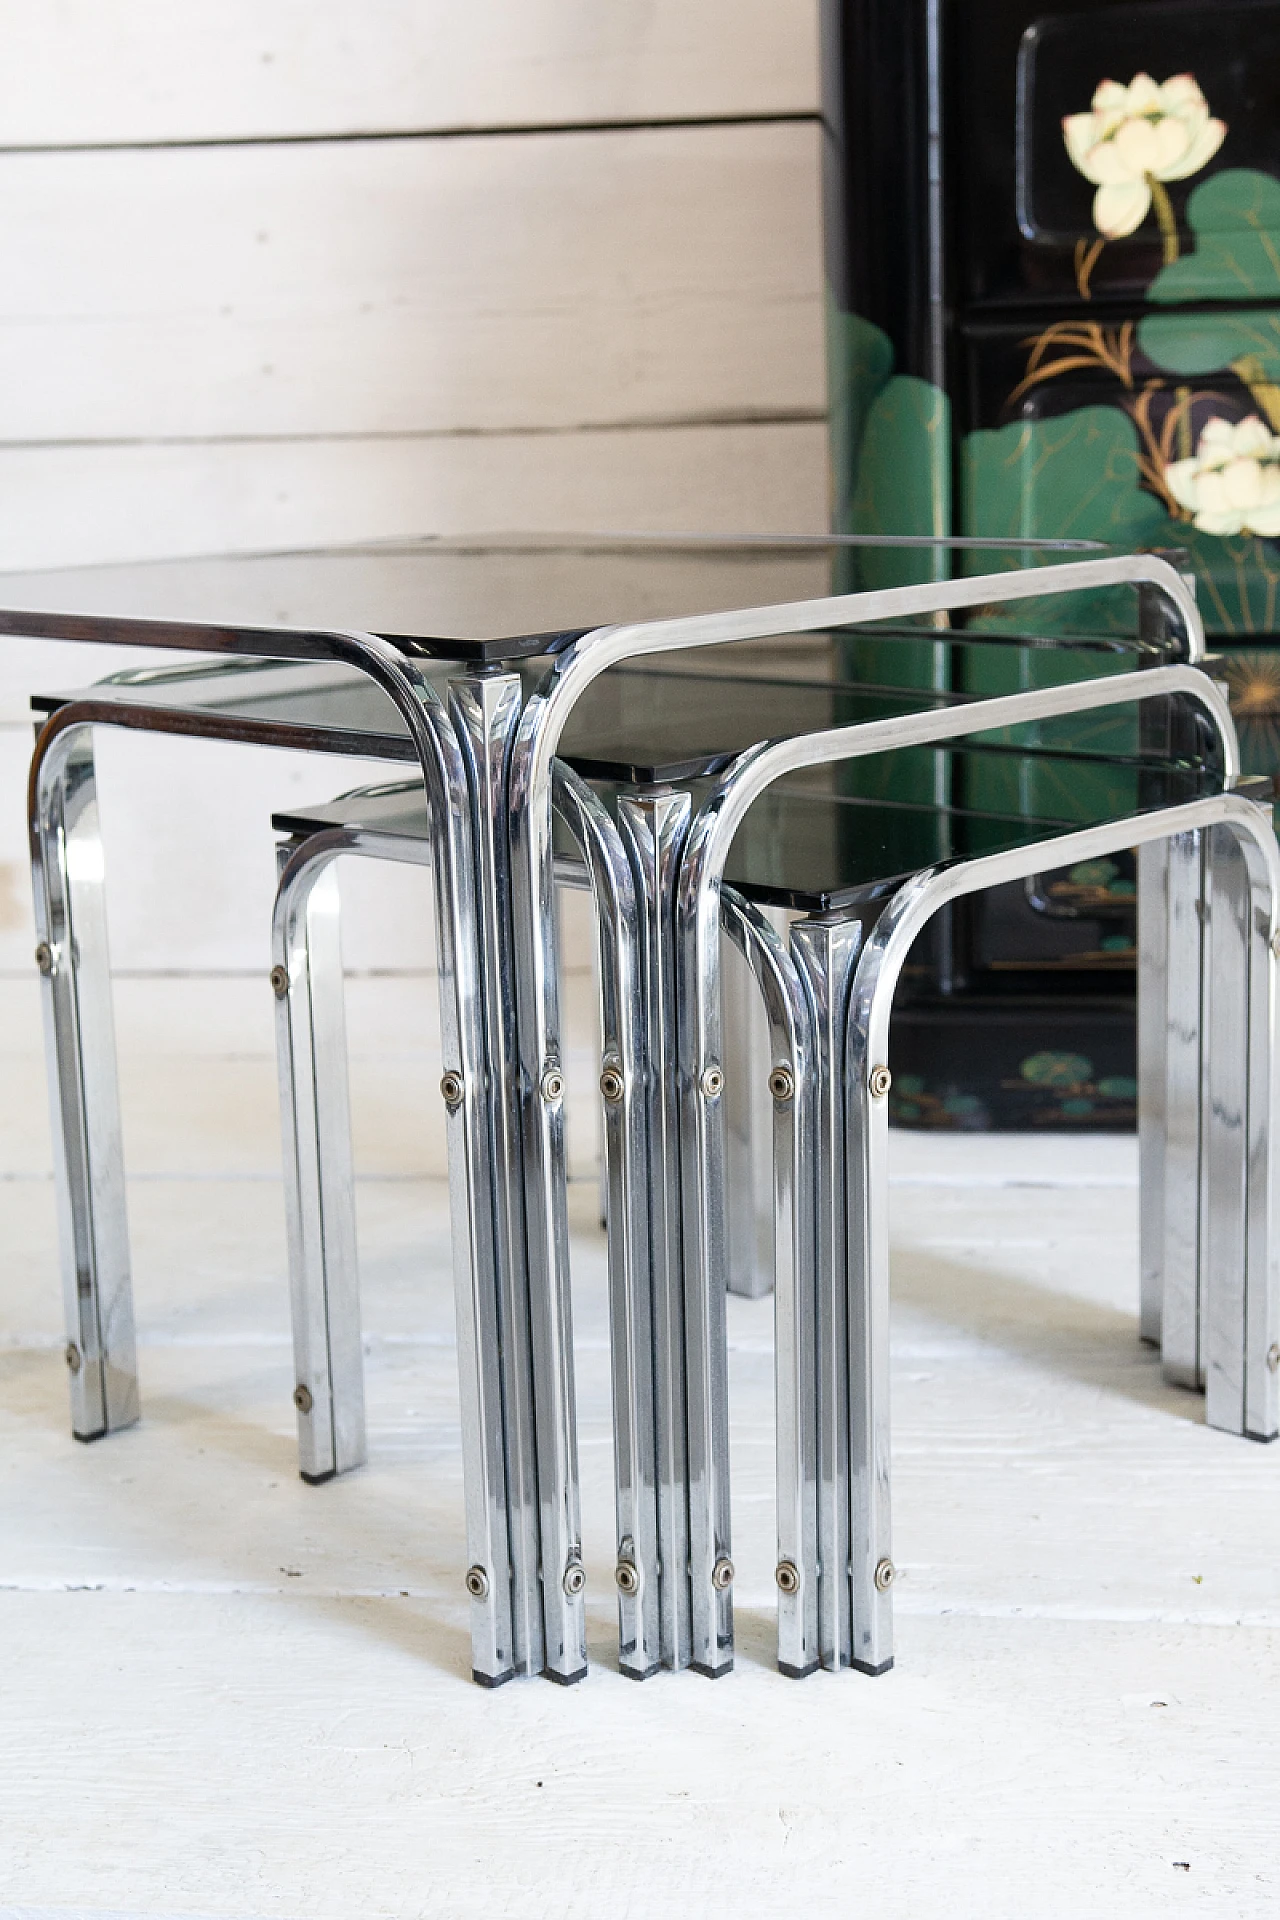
[8,532,1277,1688]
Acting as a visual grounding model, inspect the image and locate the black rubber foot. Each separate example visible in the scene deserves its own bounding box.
[778,1658,822,1680]
[72,1428,107,1445]
[852,1655,895,1676]
[543,1664,589,1687]
[299,1467,337,1485]
[472,1667,517,1690]
[620,1662,662,1682]
[689,1660,733,1679]
[1245,1428,1278,1445]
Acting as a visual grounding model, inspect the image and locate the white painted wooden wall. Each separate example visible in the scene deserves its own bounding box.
[0,3,826,1170]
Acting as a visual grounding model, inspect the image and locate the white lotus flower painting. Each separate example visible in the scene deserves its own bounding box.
[1164,415,1280,538]
[1062,72,1225,245]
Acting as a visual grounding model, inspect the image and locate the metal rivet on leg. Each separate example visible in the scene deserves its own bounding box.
[269,964,290,998]
[615,1561,640,1596]
[599,1064,625,1105]
[711,1555,734,1592]
[464,1565,490,1600]
[874,1556,896,1591]
[768,1065,795,1103]
[868,1065,892,1100]
[775,1560,800,1594]
[440,1071,465,1109]
[1268,1343,1280,1374]
[562,1559,587,1597]
[292,1384,313,1414]
[34,942,54,977]
[540,1066,564,1104]
[64,1342,82,1374]
[701,1066,724,1100]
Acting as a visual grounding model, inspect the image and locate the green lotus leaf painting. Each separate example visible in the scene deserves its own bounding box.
[1146,169,1280,305]
[963,408,1280,639]
[847,374,951,588]
[1139,308,1280,396]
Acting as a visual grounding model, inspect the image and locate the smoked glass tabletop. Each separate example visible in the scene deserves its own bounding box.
[270,690,1226,916]
[33,645,1191,788]
[0,530,1116,663]
[19,530,1199,791]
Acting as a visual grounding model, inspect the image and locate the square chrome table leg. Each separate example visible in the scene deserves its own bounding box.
[1157,829,1208,1390]
[451,674,553,1678]
[30,719,138,1441]
[271,847,365,1484]
[1201,816,1280,1440]
[1137,838,1171,1349]
[790,916,877,1671]
[721,889,822,1677]
[723,927,777,1301]
[554,767,662,1678]
[617,787,696,1672]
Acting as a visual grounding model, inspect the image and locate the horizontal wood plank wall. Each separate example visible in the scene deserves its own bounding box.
[0,2,827,1015]
[0,422,828,571]
[0,126,823,444]
[0,0,819,143]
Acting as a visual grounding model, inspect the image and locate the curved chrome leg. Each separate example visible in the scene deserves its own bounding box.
[722,889,822,1678]
[30,720,137,1441]
[1159,831,1208,1389]
[555,767,661,1678]
[617,788,697,1673]
[450,676,550,1680]
[789,915,870,1671]
[842,926,897,1676]
[723,929,777,1301]
[1203,815,1280,1440]
[272,843,364,1485]
[1137,839,1169,1350]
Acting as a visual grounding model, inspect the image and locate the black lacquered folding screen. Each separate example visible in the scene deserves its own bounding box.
[824,0,1280,1128]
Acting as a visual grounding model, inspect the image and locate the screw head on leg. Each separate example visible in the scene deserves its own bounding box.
[1268,1343,1280,1374]
[868,1065,892,1100]
[562,1559,587,1597]
[540,1066,565,1104]
[440,1071,465,1109]
[465,1565,490,1601]
[775,1560,800,1594]
[292,1384,313,1414]
[599,1064,625,1105]
[768,1066,795,1103]
[615,1560,640,1596]
[269,964,290,999]
[711,1555,735,1592]
[64,1342,82,1374]
[701,1066,724,1100]
[34,942,54,977]
[874,1556,896,1591]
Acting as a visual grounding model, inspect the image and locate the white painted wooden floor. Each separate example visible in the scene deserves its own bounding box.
[1,978,1278,1918]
